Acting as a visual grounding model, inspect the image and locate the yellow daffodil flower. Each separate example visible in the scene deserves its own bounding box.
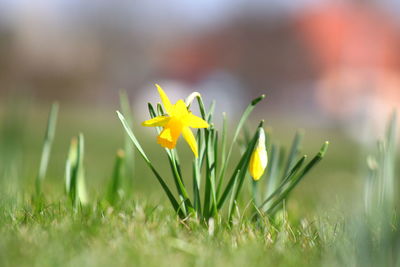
[142,84,209,157]
[249,128,268,180]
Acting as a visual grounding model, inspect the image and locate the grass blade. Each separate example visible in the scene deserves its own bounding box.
[216,112,227,197]
[218,121,263,210]
[76,133,88,206]
[265,141,329,214]
[217,95,265,195]
[264,143,281,199]
[148,103,194,216]
[192,128,206,216]
[107,149,125,205]
[228,122,264,221]
[119,90,135,196]
[382,111,397,207]
[65,137,77,196]
[65,134,88,208]
[203,128,218,219]
[35,102,59,195]
[207,100,216,122]
[116,111,182,217]
[258,155,307,212]
[283,130,304,178]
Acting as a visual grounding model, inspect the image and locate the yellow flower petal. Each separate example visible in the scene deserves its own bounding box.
[156,84,173,115]
[171,99,189,118]
[157,120,182,149]
[157,128,175,149]
[145,85,207,157]
[182,127,198,157]
[142,116,170,127]
[186,113,209,128]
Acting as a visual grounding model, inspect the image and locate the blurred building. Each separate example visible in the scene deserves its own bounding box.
[295,1,400,140]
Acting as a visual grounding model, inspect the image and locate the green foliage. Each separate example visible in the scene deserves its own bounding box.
[118,94,268,222]
[117,92,329,225]
[255,135,329,218]
[117,110,182,216]
[0,92,342,267]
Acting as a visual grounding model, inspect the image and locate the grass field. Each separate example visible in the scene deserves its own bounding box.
[0,97,398,267]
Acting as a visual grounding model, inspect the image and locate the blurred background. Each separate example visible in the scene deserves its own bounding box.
[0,0,399,213]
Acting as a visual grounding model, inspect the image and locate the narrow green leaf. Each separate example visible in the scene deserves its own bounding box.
[192,159,202,215]
[382,111,397,207]
[157,103,165,116]
[196,96,207,120]
[259,155,307,212]
[192,129,206,216]
[216,112,228,197]
[283,130,304,178]
[252,179,259,207]
[35,102,59,195]
[119,90,135,196]
[76,133,88,206]
[204,128,218,218]
[217,95,265,195]
[207,100,216,123]
[117,111,182,216]
[65,134,88,209]
[265,143,281,199]
[218,121,263,210]
[117,111,150,163]
[227,171,239,221]
[65,137,78,196]
[265,141,329,214]
[169,151,194,215]
[148,103,193,216]
[107,149,125,205]
[228,122,264,221]
[203,127,214,218]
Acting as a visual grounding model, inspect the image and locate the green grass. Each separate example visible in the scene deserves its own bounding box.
[0,98,397,267]
[0,198,336,267]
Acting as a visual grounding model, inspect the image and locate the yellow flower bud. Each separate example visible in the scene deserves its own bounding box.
[249,128,268,181]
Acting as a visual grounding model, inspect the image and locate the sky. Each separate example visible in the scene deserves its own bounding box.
[1,0,398,30]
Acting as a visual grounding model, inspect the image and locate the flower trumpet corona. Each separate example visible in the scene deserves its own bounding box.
[249,128,268,180]
[142,84,209,157]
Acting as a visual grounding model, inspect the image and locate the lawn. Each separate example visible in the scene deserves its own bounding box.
[0,94,397,267]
